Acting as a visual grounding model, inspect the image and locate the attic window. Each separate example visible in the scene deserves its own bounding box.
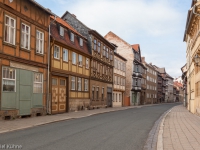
[70,32,74,42]
[60,26,64,36]
[79,38,83,46]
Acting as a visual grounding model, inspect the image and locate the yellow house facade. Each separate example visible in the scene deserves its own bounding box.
[50,16,91,113]
[184,0,200,115]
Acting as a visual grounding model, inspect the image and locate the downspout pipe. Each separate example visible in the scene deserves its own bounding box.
[47,15,56,115]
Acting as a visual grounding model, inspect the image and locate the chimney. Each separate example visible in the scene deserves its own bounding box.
[72,14,76,18]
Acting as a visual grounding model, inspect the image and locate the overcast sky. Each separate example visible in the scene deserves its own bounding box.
[36,0,191,78]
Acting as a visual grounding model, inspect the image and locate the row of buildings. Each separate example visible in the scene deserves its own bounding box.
[0,0,183,119]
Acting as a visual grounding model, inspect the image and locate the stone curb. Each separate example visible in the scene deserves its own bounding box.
[143,105,177,150]
[0,103,177,134]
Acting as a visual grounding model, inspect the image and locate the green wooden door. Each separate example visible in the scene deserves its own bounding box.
[19,70,32,115]
[132,92,137,105]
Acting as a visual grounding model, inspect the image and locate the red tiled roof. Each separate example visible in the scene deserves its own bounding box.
[132,44,139,51]
[174,81,183,88]
[50,23,90,56]
[50,16,85,39]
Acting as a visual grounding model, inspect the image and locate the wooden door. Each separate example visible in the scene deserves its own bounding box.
[51,76,67,114]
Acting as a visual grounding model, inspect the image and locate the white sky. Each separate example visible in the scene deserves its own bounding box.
[36,0,191,78]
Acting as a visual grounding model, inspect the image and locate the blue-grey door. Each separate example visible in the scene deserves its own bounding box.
[19,70,32,115]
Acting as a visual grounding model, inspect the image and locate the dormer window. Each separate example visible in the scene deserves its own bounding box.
[60,26,64,36]
[79,38,83,46]
[70,32,74,42]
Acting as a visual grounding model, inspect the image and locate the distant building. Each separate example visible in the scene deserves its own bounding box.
[113,44,127,107]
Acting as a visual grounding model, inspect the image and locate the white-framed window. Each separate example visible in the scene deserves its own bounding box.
[54,45,60,59]
[60,26,64,36]
[4,15,16,45]
[78,78,82,91]
[33,73,43,93]
[70,32,74,42]
[94,39,97,50]
[21,23,30,50]
[79,38,83,46]
[72,52,76,65]
[98,41,101,53]
[114,76,117,84]
[78,55,82,66]
[102,87,104,100]
[86,58,89,69]
[63,49,68,62]
[71,76,75,90]
[36,30,44,54]
[2,67,16,92]
[84,79,88,91]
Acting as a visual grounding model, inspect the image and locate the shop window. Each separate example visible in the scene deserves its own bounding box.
[2,67,16,92]
[33,73,43,93]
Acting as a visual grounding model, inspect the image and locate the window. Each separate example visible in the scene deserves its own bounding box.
[110,50,113,60]
[4,15,16,45]
[118,77,120,85]
[78,78,81,91]
[70,32,74,42]
[86,58,89,69]
[116,93,118,102]
[97,63,100,72]
[96,87,99,99]
[118,61,120,70]
[119,94,121,102]
[71,76,75,90]
[63,49,68,62]
[98,41,101,53]
[72,52,76,65]
[36,30,44,54]
[78,55,82,66]
[60,79,66,86]
[54,45,60,59]
[84,79,88,91]
[114,76,117,84]
[79,38,83,46]
[33,73,43,93]
[2,67,15,92]
[94,39,97,50]
[103,45,106,56]
[106,48,109,58]
[52,78,57,85]
[102,87,104,100]
[121,78,123,85]
[21,23,30,50]
[114,59,117,68]
[60,26,64,36]
[92,87,95,100]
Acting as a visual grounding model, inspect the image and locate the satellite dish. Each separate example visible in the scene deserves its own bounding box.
[9,0,13,3]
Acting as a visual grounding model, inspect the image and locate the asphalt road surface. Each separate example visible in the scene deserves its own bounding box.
[0,103,180,150]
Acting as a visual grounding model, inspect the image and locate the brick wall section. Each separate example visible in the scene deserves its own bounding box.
[105,31,133,97]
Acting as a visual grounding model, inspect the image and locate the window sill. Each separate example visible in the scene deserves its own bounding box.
[35,52,44,57]
[20,47,31,53]
[3,42,17,49]
[54,57,60,60]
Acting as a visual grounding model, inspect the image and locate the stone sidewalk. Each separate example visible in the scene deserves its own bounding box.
[162,105,200,150]
[0,105,144,134]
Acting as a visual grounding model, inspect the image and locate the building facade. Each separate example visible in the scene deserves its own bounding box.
[132,44,146,105]
[105,32,146,106]
[50,16,91,113]
[113,48,127,107]
[62,12,114,108]
[142,60,157,104]
[165,74,174,103]
[183,0,200,115]
[0,0,51,119]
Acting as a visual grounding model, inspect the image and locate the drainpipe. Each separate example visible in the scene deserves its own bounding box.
[47,16,56,115]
